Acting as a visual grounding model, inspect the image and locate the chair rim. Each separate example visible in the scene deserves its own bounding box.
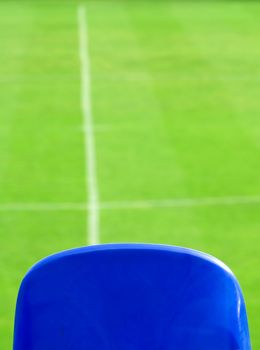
[25,243,235,281]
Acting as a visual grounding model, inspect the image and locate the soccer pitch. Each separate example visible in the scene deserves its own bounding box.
[0,0,260,348]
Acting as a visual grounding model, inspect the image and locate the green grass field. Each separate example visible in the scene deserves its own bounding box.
[1,1,260,348]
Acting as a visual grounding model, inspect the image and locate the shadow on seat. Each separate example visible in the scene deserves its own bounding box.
[13,244,251,350]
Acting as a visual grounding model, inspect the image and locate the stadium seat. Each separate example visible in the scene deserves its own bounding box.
[13,244,251,350]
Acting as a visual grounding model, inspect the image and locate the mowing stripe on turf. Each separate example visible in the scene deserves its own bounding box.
[78,4,100,245]
[0,195,260,211]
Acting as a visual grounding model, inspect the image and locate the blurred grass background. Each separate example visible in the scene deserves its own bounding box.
[0,1,260,348]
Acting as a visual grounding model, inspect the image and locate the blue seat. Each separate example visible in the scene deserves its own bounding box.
[13,244,251,350]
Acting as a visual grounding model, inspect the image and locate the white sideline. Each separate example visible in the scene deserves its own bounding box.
[0,195,260,212]
[78,5,100,245]
[99,195,260,210]
[0,203,87,211]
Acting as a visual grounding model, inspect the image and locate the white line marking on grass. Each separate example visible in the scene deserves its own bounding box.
[100,195,260,210]
[0,203,87,212]
[78,4,100,245]
[93,123,145,133]
[92,72,260,83]
[0,196,260,212]
[0,73,78,84]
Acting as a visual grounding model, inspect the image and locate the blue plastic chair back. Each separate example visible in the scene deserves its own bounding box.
[13,244,251,350]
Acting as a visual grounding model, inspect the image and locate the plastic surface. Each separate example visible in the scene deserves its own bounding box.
[13,244,251,350]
